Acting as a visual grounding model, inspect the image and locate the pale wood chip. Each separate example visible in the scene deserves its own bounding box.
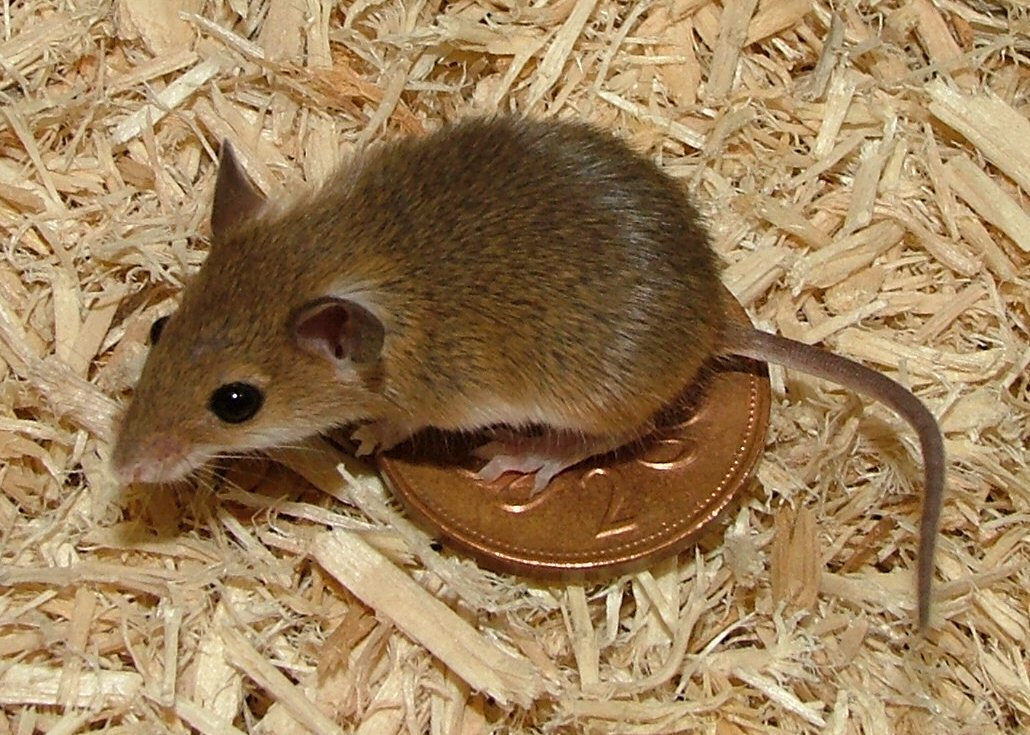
[595,90,706,149]
[107,49,199,92]
[564,585,600,690]
[944,155,1030,253]
[115,0,200,56]
[755,196,832,248]
[790,220,905,291]
[805,10,844,99]
[706,0,759,101]
[911,284,986,343]
[648,7,701,108]
[771,506,820,611]
[802,299,887,344]
[812,70,857,159]
[188,611,245,723]
[956,215,1020,282]
[353,665,407,735]
[312,529,551,707]
[891,209,982,276]
[928,79,1030,193]
[257,0,307,62]
[174,696,251,735]
[911,0,975,89]
[747,0,813,45]
[220,626,346,735]
[834,329,1007,381]
[1,106,65,210]
[111,58,223,146]
[526,0,600,109]
[182,12,268,61]
[0,13,78,82]
[732,666,828,727]
[0,181,46,212]
[0,663,142,707]
[632,568,679,633]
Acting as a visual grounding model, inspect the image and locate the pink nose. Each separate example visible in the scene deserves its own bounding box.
[114,434,191,485]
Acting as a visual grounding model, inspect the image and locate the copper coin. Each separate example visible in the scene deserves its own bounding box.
[377,292,770,579]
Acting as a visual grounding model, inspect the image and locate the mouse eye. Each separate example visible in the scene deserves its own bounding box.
[149,316,169,344]
[209,382,264,424]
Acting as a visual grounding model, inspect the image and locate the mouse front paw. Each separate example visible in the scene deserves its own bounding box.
[351,421,411,457]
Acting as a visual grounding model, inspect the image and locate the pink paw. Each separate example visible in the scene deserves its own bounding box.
[472,431,611,493]
[351,421,413,457]
[473,442,571,492]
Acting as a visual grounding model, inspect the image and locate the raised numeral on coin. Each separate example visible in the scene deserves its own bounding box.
[583,469,638,539]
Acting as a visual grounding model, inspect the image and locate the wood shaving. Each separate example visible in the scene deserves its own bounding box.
[1,0,1028,732]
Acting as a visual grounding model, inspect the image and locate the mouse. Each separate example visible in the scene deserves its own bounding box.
[111,115,944,630]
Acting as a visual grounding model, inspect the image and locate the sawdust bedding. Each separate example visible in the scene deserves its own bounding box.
[0,0,1028,732]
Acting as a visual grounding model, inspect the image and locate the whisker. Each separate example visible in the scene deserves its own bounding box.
[190,466,223,494]
[212,473,246,495]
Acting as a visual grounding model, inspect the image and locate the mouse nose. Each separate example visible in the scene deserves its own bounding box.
[113,434,195,485]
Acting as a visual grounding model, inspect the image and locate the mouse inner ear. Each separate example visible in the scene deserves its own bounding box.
[291,298,385,365]
[211,140,267,240]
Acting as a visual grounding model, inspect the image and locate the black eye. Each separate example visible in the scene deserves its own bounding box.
[208,382,264,424]
[149,316,169,344]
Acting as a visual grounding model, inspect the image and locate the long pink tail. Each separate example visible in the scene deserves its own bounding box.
[723,323,945,631]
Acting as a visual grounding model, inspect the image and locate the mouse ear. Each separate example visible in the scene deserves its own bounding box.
[211,140,267,239]
[291,297,385,365]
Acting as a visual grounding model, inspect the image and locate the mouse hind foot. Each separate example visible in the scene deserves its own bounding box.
[473,430,634,493]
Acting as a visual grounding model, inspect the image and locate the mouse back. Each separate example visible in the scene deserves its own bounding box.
[308,116,727,433]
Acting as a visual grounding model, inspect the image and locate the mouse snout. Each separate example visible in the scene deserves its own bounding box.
[112,433,200,485]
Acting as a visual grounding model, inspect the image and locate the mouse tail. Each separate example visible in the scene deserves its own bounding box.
[721,323,945,632]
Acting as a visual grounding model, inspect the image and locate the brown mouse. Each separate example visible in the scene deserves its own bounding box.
[111,116,944,630]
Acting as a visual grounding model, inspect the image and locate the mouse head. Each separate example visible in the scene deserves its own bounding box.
[111,142,389,485]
